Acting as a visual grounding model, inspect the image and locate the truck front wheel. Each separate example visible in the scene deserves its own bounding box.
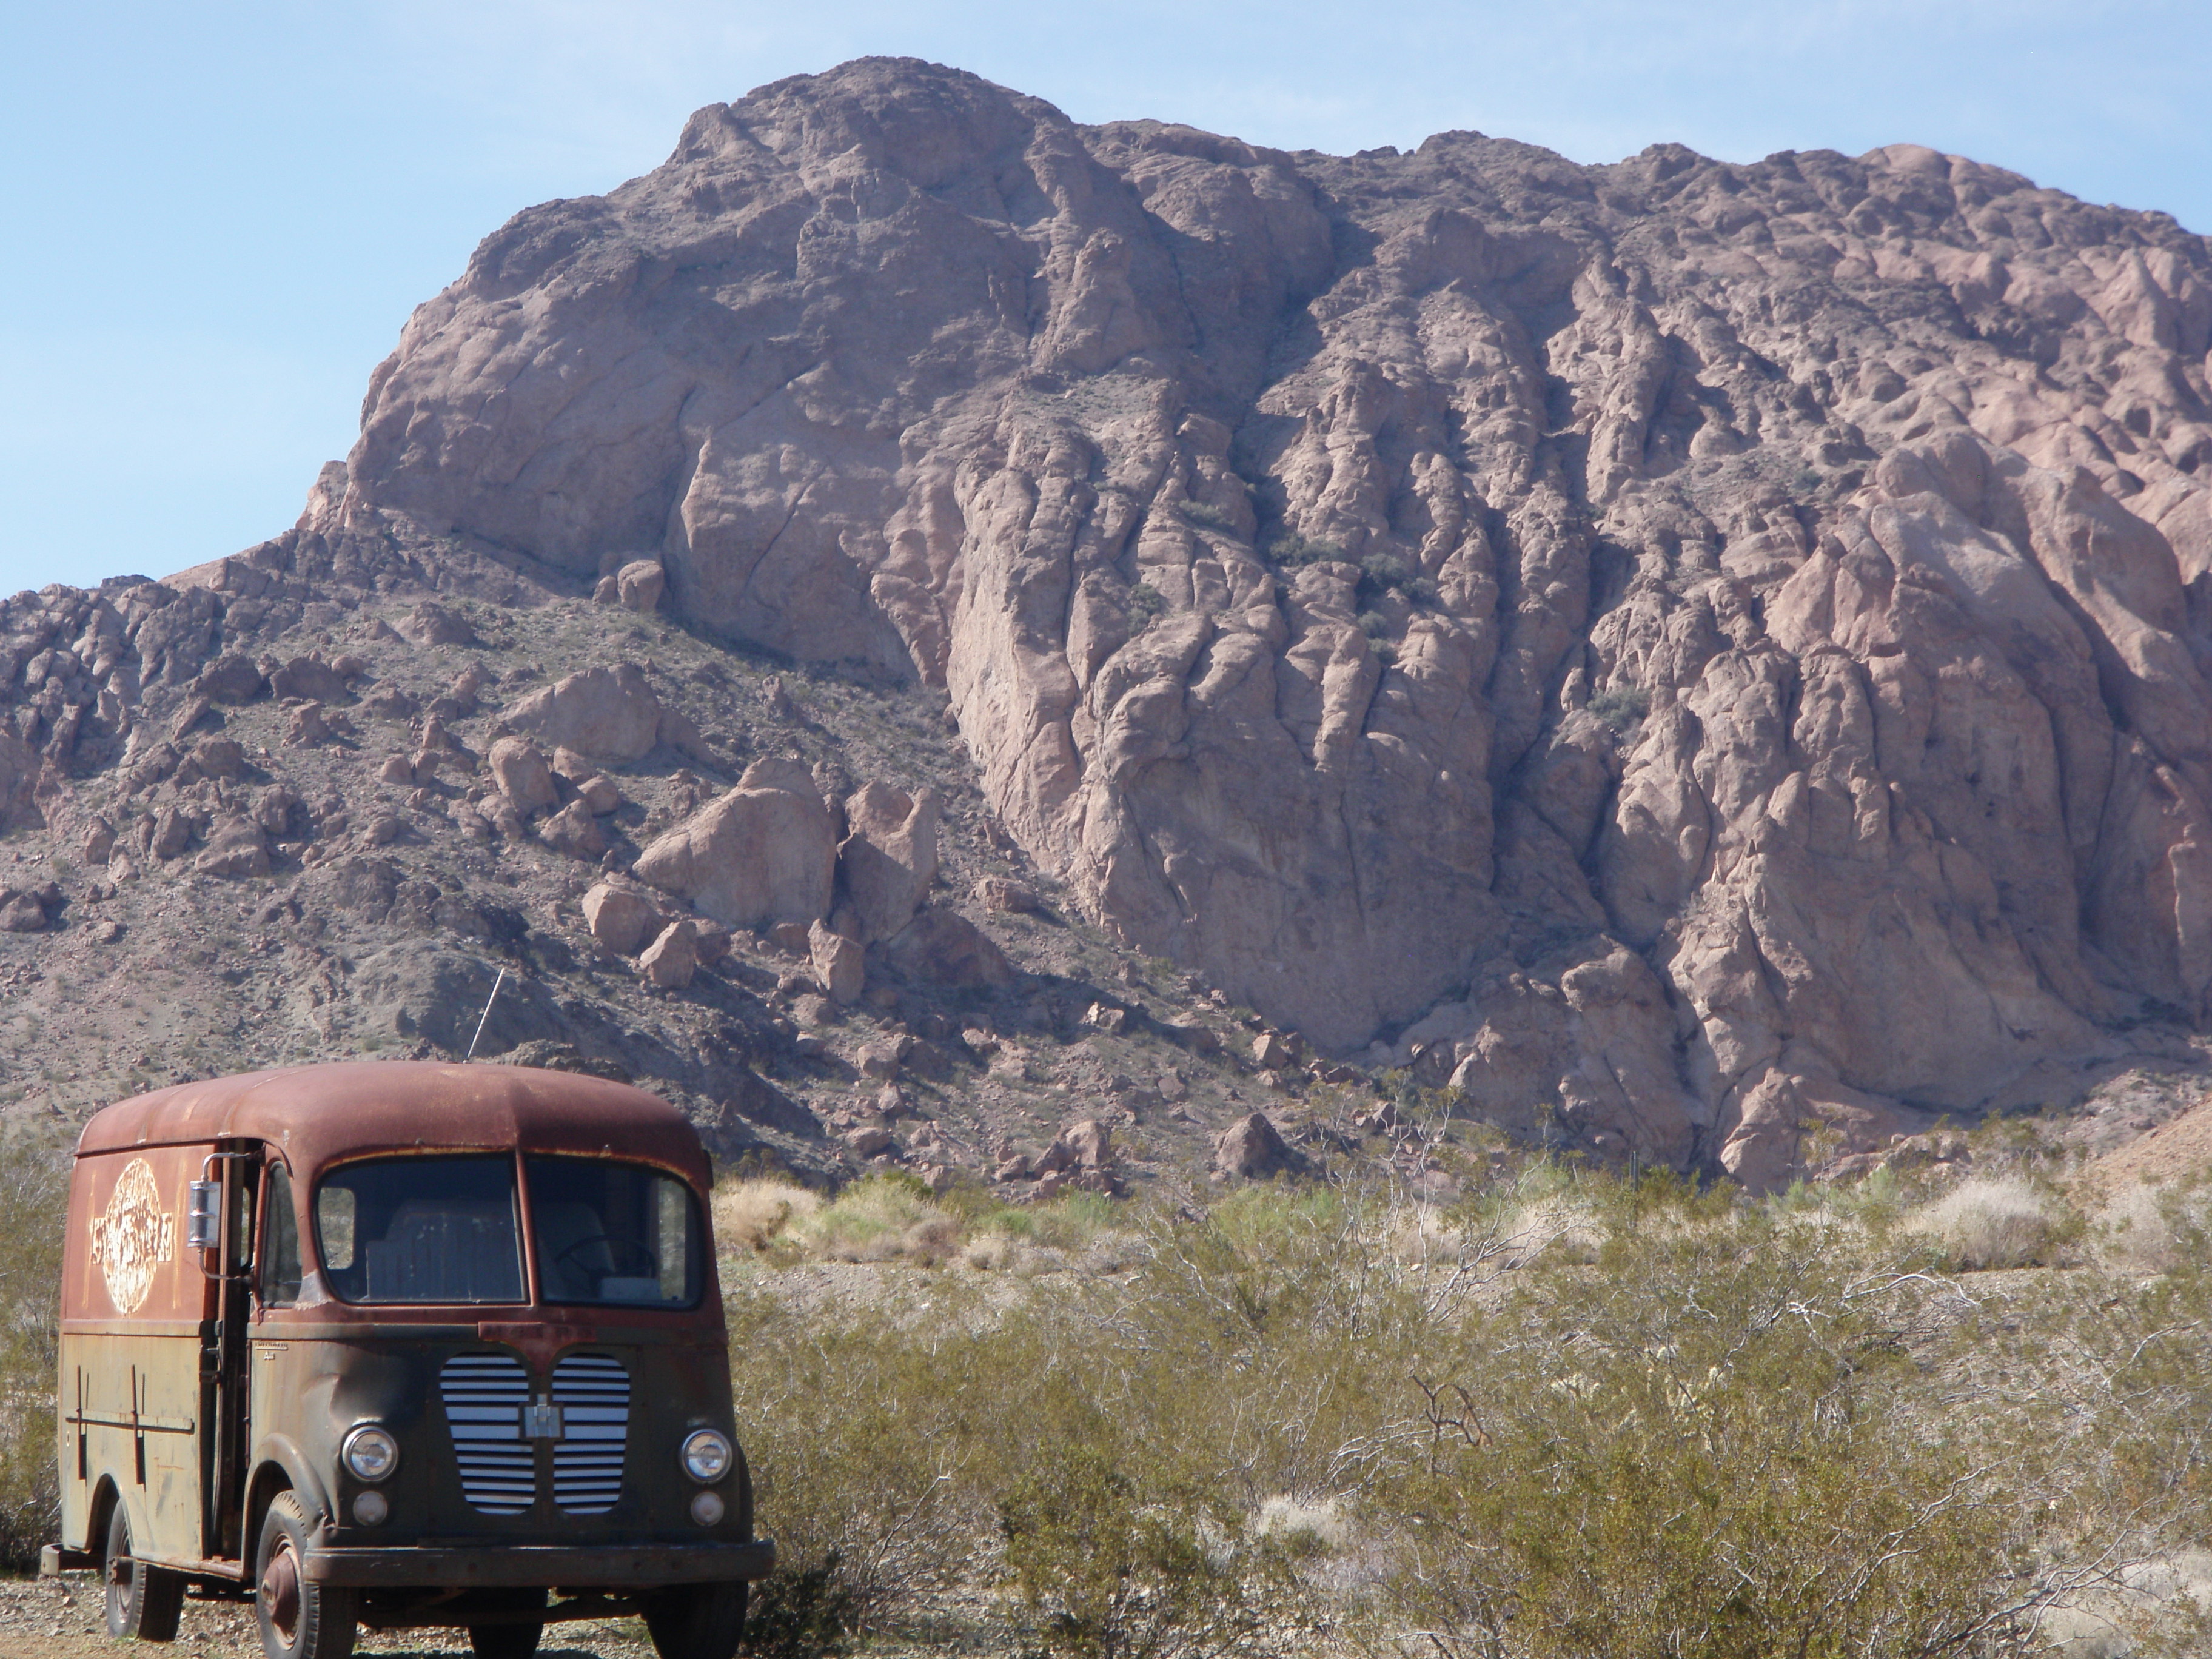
[104,1501,184,1641]
[253,1492,358,1659]
[640,1581,748,1659]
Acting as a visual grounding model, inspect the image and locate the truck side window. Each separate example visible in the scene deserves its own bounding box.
[261,1164,303,1306]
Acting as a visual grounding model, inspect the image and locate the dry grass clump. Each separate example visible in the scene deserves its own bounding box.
[1903,1175,2063,1269]
[715,1170,1142,1276]
[714,1177,822,1252]
[790,1172,962,1266]
[2092,1178,2212,1273]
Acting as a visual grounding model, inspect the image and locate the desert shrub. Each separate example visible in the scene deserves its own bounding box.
[1587,682,1650,732]
[0,1127,67,1570]
[728,1285,1007,1654]
[1355,552,1439,608]
[712,1159,2207,1655]
[1905,1175,2066,1269]
[1175,500,1235,533]
[999,1437,1259,1659]
[1265,532,1342,567]
[1366,1219,2047,1659]
[1125,581,1165,634]
[2093,1178,2212,1273]
[793,1172,961,1266]
[715,1178,822,1253]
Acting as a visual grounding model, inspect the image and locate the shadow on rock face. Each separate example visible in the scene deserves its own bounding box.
[343,945,568,1055]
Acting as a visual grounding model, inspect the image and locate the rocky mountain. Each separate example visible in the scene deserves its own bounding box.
[8,57,2212,1188]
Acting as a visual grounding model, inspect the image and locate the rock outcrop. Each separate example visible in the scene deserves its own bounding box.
[632,757,839,928]
[16,58,2212,1182]
[311,58,2212,1176]
[837,782,940,941]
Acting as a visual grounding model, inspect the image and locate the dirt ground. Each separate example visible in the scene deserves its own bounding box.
[0,1572,657,1658]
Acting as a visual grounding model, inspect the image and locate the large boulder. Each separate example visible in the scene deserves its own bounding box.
[537,799,608,861]
[487,736,558,814]
[837,783,939,941]
[0,889,49,933]
[581,880,663,955]
[638,919,700,989]
[498,663,663,762]
[195,816,270,879]
[632,757,837,929]
[809,918,865,1004]
[1212,1113,1299,1182]
[874,906,1017,990]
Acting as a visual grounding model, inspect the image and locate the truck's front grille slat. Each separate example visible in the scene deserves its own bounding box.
[440,1353,535,1515]
[551,1353,630,1514]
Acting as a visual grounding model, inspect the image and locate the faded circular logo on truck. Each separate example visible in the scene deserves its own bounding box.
[90,1158,176,1315]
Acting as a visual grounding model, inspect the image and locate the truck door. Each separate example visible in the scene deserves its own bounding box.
[198,1145,260,1561]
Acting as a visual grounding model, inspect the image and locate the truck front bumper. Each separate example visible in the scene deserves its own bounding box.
[304,1538,776,1587]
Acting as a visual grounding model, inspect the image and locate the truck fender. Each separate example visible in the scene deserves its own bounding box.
[245,1435,334,1542]
[83,1475,123,1558]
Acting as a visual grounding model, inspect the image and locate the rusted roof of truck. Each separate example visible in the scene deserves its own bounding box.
[76,1061,709,1182]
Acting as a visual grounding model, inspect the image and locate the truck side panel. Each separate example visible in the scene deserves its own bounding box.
[58,1146,218,1563]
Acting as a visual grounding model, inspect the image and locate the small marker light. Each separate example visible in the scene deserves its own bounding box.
[690,1490,725,1527]
[352,1490,390,1527]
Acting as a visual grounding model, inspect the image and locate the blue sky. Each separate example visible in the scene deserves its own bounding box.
[4,1,2207,595]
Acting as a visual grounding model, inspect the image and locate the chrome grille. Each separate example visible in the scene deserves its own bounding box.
[439,1353,534,1515]
[551,1353,630,1514]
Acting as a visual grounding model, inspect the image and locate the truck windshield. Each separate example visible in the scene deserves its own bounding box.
[526,1155,702,1309]
[315,1155,526,1305]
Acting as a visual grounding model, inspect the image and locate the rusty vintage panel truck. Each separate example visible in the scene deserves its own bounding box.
[42,1061,774,1659]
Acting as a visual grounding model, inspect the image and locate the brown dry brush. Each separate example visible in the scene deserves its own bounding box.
[726,1167,2212,1659]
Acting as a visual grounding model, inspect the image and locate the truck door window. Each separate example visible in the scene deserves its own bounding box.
[525,1156,702,1309]
[260,1164,301,1306]
[314,1156,525,1305]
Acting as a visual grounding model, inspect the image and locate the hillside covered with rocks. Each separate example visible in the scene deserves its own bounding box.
[8,57,2212,1188]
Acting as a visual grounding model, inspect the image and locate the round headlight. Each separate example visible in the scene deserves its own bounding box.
[680,1428,734,1484]
[342,1424,400,1483]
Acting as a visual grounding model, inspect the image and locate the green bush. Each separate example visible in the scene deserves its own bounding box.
[1175,500,1236,534]
[1264,533,1342,568]
[999,1438,1258,1659]
[1126,581,1165,634]
[0,1127,67,1570]
[1587,682,1650,732]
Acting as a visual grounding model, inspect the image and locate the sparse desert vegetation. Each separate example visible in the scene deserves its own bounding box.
[704,1144,2212,1659]
[9,1128,2212,1658]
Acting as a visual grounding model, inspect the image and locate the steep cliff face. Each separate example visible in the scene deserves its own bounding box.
[322,59,2212,1177]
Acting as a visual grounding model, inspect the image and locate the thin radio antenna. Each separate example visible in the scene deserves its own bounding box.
[465,967,508,1062]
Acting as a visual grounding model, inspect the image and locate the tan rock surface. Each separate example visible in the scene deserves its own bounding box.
[837,782,940,941]
[638,919,699,989]
[581,880,660,955]
[634,757,839,929]
[499,663,663,762]
[487,735,558,814]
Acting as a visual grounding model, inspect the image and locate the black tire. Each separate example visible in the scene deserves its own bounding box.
[254,1491,357,1659]
[104,1499,185,1642]
[641,1581,748,1659]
